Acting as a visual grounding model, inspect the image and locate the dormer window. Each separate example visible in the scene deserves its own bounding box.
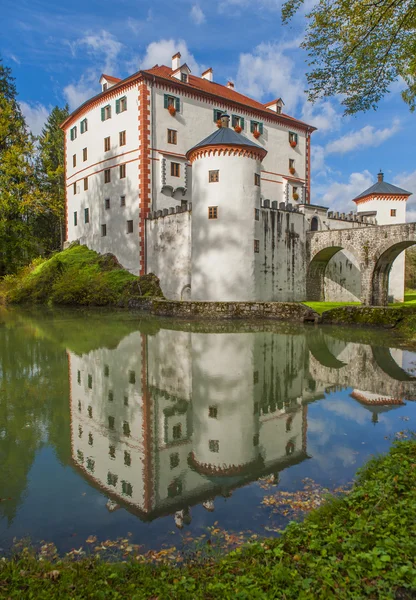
[181,72,188,83]
[101,105,111,121]
[102,83,108,92]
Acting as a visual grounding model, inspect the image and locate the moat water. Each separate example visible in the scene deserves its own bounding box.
[0,307,415,556]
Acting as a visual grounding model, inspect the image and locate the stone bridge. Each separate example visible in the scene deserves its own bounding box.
[306,223,416,305]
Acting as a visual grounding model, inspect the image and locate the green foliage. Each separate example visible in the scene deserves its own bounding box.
[1,245,163,306]
[303,301,360,315]
[405,248,416,289]
[282,0,416,114]
[1,440,415,598]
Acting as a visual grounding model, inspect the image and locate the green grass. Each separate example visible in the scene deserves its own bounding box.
[1,440,415,599]
[0,245,163,306]
[303,301,361,315]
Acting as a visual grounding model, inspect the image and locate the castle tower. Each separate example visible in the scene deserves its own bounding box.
[353,171,411,302]
[186,114,267,301]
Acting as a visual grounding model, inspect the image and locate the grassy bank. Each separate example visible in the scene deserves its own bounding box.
[1,440,415,599]
[0,245,163,306]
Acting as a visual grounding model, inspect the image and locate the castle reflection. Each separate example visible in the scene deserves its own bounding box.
[69,327,416,525]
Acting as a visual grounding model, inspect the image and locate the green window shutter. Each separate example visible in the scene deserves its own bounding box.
[123,96,127,110]
[250,121,255,133]
[295,133,298,143]
[70,128,74,141]
[240,117,245,130]
[116,99,120,114]
[259,122,264,135]
[175,97,180,112]
[164,94,169,109]
[232,115,237,127]
[101,107,105,121]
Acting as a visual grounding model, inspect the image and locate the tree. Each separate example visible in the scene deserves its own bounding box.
[37,105,69,250]
[282,0,416,114]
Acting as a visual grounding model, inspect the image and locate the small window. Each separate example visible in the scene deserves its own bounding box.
[108,390,114,402]
[209,170,219,183]
[73,182,77,195]
[70,126,77,141]
[78,400,81,412]
[122,481,133,497]
[208,406,218,419]
[208,206,218,220]
[86,458,95,472]
[181,72,188,83]
[253,433,259,447]
[77,450,84,463]
[167,129,177,144]
[127,220,133,234]
[108,416,115,430]
[250,120,263,135]
[104,169,111,183]
[289,131,298,145]
[119,130,126,146]
[101,224,107,237]
[73,154,76,167]
[78,425,83,438]
[109,445,116,459]
[84,177,88,191]
[102,83,108,92]
[123,422,131,437]
[171,162,180,177]
[213,109,223,122]
[104,136,110,152]
[164,94,180,112]
[107,472,118,487]
[172,424,182,440]
[170,453,180,469]
[254,173,260,186]
[289,158,295,169]
[310,216,319,231]
[104,364,109,377]
[231,115,244,130]
[84,207,89,224]
[87,406,92,418]
[101,105,111,121]
[80,119,87,134]
[120,195,126,207]
[88,432,93,446]
[124,395,129,406]
[124,451,131,467]
[74,211,77,226]
[77,370,81,384]
[105,198,110,210]
[254,208,260,221]
[116,96,127,114]
[253,370,259,384]
[129,370,136,384]
[88,374,92,389]
[254,239,260,253]
[209,440,219,453]
[119,163,126,178]
[83,147,87,161]
[391,209,397,217]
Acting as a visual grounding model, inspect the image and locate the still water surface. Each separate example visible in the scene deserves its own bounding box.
[0,308,415,554]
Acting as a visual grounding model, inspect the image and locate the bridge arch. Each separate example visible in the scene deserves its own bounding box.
[371,240,416,305]
[306,244,362,302]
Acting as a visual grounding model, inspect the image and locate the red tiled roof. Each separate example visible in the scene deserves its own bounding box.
[101,73,121,83]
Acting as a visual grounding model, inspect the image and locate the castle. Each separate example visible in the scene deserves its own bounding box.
[62,52,412,303]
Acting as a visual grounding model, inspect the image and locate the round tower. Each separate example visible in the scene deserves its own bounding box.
[186,115,267,301]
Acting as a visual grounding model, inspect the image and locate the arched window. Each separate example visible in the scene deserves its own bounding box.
[311,216,319,231]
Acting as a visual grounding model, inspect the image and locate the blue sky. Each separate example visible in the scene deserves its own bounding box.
[3,0,416,216]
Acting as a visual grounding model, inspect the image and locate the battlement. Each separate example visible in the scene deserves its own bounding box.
[261,199,300,213]
[326,211,376,225]
[147,203,192,220]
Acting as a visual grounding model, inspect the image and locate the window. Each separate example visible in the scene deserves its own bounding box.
[78,400,81,412]
[293,186,298,198]
[129,370,136,384]
[105,198,110,210]
[208,406,218,419]
[232,115,245,129]
[170,453,180,469]
[84,177,88,191]
[213,108,223,122]
[208,206,218,220]
[171,162,180,177]
[250,120,263,134]
[83,147,87,161]
[87,406,92,418]
[181,72,188,83]
[289,131,298,145]
[78,425,82,438]
[109,445,116,459]
[86,458,95,472]
[77,370,81,384]
[120,195,126,207]
[108,416,115,430]
[254,208,260,221]
[104,364,109,377]
[172,424,182,440]
[74,211,77,226]
[104,136,110,152]
[119,130,126,146]
[127,220,133,234]
[101,224,107,237]
[167,129,177,144]
[108,390,114,402]
[80,119,87,134]
[88,432,93,446]
[122,481,133,497]
[88,374,92,389]
[124,395,129,406]
[103,83,108,92]
[123,422,131,437]
[209,170,219,183]
[70,126,77,141]
[209,440,219,453]
[254,239,260,253]
[77,450,84,463]
[101,105,111,121]
[254,173,260,186]
[73,154,76,167]
[116,96,127,114]
[124,451,131,467]
[104,169,111,183]
[391,209,397,217]
[253,370,259,384]
[310,216,319,231]
[84,207,89,224]
[253,433,259,447]
[164,94,180,112]
[119,163,126,178]
[289,158,295,169]
[107,472,118,487]
[73,182,77,195]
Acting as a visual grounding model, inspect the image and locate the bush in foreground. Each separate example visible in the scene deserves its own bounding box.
[1,440,415,599]
[0,245,163,306]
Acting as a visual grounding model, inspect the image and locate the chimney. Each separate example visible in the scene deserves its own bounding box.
[201,67,213,82]
[227,81,234,89]
[377,170,384,182]
[220,113,230,128]
[172,52,181,71]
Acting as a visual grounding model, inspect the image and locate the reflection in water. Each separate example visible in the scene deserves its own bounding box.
[68,327,415,528]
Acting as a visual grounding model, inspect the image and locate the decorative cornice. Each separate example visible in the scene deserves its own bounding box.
[353,194,410,205]
[187,144,267,163]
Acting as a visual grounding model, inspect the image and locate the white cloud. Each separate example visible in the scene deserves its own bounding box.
[19,101,49,136]
[301,100,339,134]
[141,39,202,74]
[218,0,283,12]
[74,30,123,75]
[326,119,401,155]
[190,4,206,25]
[393,169,416,222]
[315,170,374,212]
[311,144,326,174]
[63,79,96,112]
